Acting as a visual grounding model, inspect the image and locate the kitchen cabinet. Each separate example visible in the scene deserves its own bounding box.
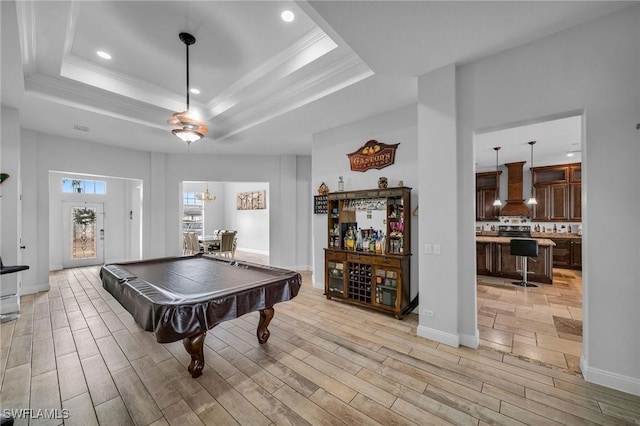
[571,239,582,268]
[569,183,581,221]
[551,237,582,270]
[533,184,569,221]
[532,163,581,222]
[476,171,501,221]
[495,242,553,284]
[476,242,494,275]
[476,238,554,284]
[324,187,412,319]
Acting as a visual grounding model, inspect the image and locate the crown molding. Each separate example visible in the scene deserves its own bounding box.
[15,0,37,78]
[60,54,201,114]
[215,52,373,140]
[206,27,337,118]
[25,74,166,130]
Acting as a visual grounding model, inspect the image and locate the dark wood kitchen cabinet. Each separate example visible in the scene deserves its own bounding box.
[476,171,501,221]
[570,239,582,268]
[551,237,582,270]
[494,242,553,284]
[476,242,494,275]
[476,240,553,284]
[532,163,581,222]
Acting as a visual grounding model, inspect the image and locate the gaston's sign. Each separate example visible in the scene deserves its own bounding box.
[347,140,400,172]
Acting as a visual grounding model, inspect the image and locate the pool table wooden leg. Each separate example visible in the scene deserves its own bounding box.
[257,307,274,343]
[183,331,206,378]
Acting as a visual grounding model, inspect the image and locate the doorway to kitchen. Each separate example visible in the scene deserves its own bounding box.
[473,113,584,373]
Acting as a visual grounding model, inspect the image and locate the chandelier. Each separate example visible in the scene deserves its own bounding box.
[197,184,216,202]
[168,32,209,145]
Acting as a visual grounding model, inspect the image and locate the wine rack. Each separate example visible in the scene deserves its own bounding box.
[348,262,372,303]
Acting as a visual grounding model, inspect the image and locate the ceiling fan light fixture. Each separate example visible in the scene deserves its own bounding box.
[169,32,208,145]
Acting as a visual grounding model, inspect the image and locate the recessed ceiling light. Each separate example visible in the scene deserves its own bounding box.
[190,88,200,95]
[567,152,574,157]
[281,10,295,22]
[97,51,112,60]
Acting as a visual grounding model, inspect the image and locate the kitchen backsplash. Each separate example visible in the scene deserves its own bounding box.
[477,217,582,235]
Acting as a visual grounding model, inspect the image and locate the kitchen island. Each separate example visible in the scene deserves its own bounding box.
[476,236,555,284]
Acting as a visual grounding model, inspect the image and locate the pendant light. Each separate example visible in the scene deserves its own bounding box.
[492,146,502,207]
[168,33,209,145]
[197,184,216,202]
[527,141,537,205]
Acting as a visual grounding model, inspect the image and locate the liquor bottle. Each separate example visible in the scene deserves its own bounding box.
[369,228,376,252]
[356,228,363,251]
[375,230,383,254]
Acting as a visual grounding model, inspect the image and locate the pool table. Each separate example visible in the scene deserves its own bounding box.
[100,254,302,378]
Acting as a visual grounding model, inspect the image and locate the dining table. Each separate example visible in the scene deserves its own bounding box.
[198,235,221,253]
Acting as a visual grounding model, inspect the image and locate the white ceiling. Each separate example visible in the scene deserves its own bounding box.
[1,1,632,157]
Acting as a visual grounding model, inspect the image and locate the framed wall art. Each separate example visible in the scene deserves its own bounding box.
[237,190,266,210]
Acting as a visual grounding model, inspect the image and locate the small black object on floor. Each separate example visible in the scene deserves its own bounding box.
[512,280,538,288]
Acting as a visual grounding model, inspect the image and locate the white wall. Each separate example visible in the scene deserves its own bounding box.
[224,182,270,254]
[0,107,22,314]
[421,6,639,395]
[417,64,469,347]
[12,129,312,295]
[311,104,419,298]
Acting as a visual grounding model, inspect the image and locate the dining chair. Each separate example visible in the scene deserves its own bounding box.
[218,231,236,258]
[183,233,193,255]
[187,232,201,255]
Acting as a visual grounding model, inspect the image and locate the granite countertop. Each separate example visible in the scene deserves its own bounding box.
[476,235,556,246]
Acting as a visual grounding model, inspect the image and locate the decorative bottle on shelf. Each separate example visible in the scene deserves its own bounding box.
[356,228,363,251]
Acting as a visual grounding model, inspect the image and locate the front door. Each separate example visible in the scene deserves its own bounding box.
[62,202,105,268]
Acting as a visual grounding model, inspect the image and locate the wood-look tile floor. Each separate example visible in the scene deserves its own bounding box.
[477,269,584,374]
[2,260,639,425]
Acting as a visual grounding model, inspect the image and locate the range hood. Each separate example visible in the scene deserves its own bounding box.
[499,161,532,217]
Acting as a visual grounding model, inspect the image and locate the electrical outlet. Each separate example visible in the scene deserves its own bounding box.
[433,244,441,255]
[424,243,432,254]
[423,309,434,317]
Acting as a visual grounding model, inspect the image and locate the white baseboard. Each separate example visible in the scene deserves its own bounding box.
[581,355,640,396]
[21,283,51,296]
[236,247,269,256]
[417,325,460,348]
[50,264,63,271]
[460,329,480,349]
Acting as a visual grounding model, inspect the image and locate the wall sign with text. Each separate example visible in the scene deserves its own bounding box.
[347,140,400,172]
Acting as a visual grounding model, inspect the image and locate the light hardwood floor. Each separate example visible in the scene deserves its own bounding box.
[1,260,639,425]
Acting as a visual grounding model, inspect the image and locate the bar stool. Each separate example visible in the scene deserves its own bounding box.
[510,239,539,288]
